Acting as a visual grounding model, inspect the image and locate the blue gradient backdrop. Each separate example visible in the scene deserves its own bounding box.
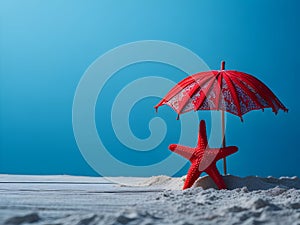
[1,0,299,177]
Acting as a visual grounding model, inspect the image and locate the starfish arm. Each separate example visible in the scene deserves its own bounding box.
[169,144,194,160]
[183,162,201,190]
[205,165,227,189]
[214,146,238,161]
[197,120,208,149]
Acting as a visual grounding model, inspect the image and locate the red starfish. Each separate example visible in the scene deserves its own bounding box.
[169,120,238,190]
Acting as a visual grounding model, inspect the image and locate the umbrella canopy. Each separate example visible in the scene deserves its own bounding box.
[154,61,288,120]
[155,61,288,175]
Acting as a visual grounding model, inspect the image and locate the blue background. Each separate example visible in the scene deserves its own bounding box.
[1,0,299,177]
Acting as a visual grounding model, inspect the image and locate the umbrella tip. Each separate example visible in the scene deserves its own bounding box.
[221,61,225,70]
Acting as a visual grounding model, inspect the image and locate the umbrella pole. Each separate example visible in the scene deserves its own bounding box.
[222,110,227,175]
[220,60,227,175]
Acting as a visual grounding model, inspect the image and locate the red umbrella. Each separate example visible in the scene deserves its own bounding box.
[155,61,288,174]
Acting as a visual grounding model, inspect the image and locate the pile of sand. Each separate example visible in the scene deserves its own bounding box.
[134,174,300,191]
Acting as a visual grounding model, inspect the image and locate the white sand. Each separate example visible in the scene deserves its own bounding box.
[0,174,299,225]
